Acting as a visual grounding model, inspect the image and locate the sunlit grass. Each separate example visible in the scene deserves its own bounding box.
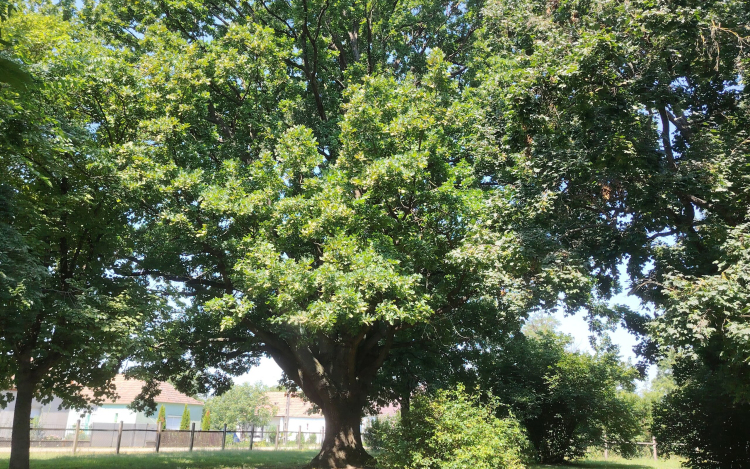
[0,450,685,469]
[0,450,317,469]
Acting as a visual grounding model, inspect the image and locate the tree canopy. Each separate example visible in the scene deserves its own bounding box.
[205,382,275,431]
[2,0,749,468]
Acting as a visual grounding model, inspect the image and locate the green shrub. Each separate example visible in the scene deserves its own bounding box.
[364,416,397,451]
[375,385,530,469]
[307,432,317,444]
[179,404,191,430]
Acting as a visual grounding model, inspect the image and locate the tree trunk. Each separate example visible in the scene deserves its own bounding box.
[9,375,35,469]
[261,324,394,468]
[309,402,374,469]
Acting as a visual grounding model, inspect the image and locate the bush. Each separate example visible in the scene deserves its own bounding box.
[375,385,530,469]
[364,416,397,451]
[307,433,317,444]
[267,424,277,444]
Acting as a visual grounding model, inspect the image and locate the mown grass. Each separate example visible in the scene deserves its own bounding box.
[0,450,318,469]
[0,451,684,469]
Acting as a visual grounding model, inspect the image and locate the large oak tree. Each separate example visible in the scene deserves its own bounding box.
[85,0,593,466]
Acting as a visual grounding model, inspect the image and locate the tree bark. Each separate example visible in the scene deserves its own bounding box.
[308,399,374,469]
[9,374,35,469]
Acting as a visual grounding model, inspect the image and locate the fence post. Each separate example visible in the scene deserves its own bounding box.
[72,419,80,455]
[189,422,195,452]
[156,423,161,453]
[603,431,608,460]
[298,426,302,450]
[652,436,658,460]
[275,425,280,451]
[249,425,255,450]
[116,421,124,455]
[222,424,227,450]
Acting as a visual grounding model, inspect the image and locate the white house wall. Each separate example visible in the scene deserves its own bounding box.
[0,391,74,439]
[66,403,202,430]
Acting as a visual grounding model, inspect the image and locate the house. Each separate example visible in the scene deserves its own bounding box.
[0,375,203,437]
[263,391,399,437]
[266,391,325,435]
[70,375,204,430]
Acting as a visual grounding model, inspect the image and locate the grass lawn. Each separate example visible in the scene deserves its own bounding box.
[0,450,318,469]
[0,451,684,469]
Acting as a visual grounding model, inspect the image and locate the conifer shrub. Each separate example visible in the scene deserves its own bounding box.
[179,404,191,430]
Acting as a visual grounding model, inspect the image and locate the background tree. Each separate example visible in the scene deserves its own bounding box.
[205,383,274,433]
[474,1,750,466]
[156,405,167,431]
[653,361,750,469]
[0,0,33,89]
[179,404,191,431]
[466,317,641,463]
[201,409,211,432]
[0,6,157,469]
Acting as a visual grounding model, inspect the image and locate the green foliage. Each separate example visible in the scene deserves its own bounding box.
[363,417,397,451]
[201,409,210,432]
[179,404,191,431]
[471,323,641,463]
[652,358,750,469]
[79,1,562,466]
[156,405,166,431]
[375,385,530,469]
[267,425,277,445]
[472,2,750,466]
[205,383,274,432]
[0,3,157,457]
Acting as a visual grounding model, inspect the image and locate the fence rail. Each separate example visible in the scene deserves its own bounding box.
[0,421,325,455]
[603,436,658,461]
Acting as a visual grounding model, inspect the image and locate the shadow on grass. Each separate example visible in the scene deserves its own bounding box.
[566,464,654,469]
[0,450,319,469]
[532,458,681,469]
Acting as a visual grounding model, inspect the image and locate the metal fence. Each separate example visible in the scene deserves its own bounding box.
[0,422,326,454]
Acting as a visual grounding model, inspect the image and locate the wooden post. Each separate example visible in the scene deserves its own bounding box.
[222,424,227,450]
[72,419,80,454]
[116,421,124,455]
[251,425,256,450]
[156,424,161,453]
[298,425,302,450]
[603,431,608,460]
[189,422,195,452]
[275,425,280,450]
[652,436,658,460]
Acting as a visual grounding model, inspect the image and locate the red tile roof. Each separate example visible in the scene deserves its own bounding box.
[374,402,400,417]
[94,375,203,406]
[266,391,323,419]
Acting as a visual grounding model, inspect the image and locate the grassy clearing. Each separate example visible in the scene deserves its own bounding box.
[0,450,318,469]
[0,451,684,469]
